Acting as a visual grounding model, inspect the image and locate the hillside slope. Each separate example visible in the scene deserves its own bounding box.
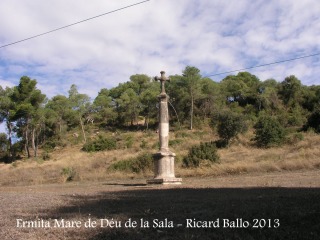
[0,128,319,186]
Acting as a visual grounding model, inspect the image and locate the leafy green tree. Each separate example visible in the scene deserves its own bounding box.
[109,81,138,126]
[10,76,46,158]
[275,76,308,127]
[139,82,158,129]
[92,88,116,125]
[181,66,202,130]
[287,106,307,127]
[68,84,91,111]
[108,74,153,128]
[199,77,224,118]
[278,75,303,107]
[46,95,72,133]
[116,88,141,126]
[221,72,260,107]
[129,74,151,95]
[256,79,283,112]
[68,84,91,142]
[166,74,189,127]
[302,85,320,112]
[0,86,15,157]
[254,116,286,148]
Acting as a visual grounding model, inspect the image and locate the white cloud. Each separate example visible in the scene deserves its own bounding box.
[0,124,6,134]
[0,0,320,99]
[0,78,15,88]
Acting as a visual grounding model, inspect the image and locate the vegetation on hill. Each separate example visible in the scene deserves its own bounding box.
[1,66,320,184]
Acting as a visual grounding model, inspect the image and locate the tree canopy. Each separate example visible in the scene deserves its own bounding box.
[1,67,319,162]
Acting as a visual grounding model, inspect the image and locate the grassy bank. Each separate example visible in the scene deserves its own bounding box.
[0,128,320,186]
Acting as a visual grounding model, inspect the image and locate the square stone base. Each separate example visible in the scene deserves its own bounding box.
[147,177,182,185]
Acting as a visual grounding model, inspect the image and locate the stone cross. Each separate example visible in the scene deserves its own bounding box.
[155,71,170,95]
[147,71,182,185]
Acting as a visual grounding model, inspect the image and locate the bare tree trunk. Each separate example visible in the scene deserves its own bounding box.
[25,124,30,158]
[59,118,62,133]
[168,100,181,130]
[35,127,39,158]
[144,106,150,130]
[190,94,194,130]
[145,114,149,130]
[31,127,38,158]
[79,115,86,143]
[6,121,12,158]
[32,128,35,151]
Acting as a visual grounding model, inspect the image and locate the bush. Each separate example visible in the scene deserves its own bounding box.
[213,111,248,146]
[254,116,286,148]
[61,167,76,181]
[41,151,51,160]
[125,135,134,148]
[286,132,304,145]
[303,109,320,133]
[42,140,56,151]
[109,153,153,173]
[183,142,219,168]
[42,138,67,151]
[130,153,153,173]
[82,135,117,152]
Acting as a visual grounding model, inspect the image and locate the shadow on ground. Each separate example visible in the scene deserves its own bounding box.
[102,183,147,187]
[43,187,319,240]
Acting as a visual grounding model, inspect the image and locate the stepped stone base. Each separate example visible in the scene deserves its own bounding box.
[147,177,182,185]
[147,150,182,185]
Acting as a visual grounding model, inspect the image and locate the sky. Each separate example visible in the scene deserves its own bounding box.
[1,0,320,132]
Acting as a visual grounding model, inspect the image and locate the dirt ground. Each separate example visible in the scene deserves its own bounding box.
[0,170,319,240]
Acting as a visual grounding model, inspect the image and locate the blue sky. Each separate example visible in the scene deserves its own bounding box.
[1,0,320,133]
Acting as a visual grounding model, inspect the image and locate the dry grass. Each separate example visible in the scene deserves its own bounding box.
[0,129,320,186]
[177,131,320,177]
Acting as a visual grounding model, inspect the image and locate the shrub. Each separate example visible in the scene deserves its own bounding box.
[254,116,286,148]
[42,140,56,151]
[42,138,67,151]
[41,151,51,161]
[109,153,153,173]
[125,135,134,148]
[0,153,11,164]
[213,111,248,146]
[109,159,132,172]
[183,142,219,168]
[130,153,153,173]
[303,109,320,133]
[82,135,117,152]
[61,167,76,181]
[286,132,304,145]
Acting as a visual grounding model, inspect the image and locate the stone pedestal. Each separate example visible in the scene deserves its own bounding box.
[147,71,182,185]
[147,151,182,184]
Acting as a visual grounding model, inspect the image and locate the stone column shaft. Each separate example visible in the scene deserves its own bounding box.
[159,95,169,151]
[147,71,182,185]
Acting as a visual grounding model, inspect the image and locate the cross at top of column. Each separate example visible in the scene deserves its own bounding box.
[155,71,170,94]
